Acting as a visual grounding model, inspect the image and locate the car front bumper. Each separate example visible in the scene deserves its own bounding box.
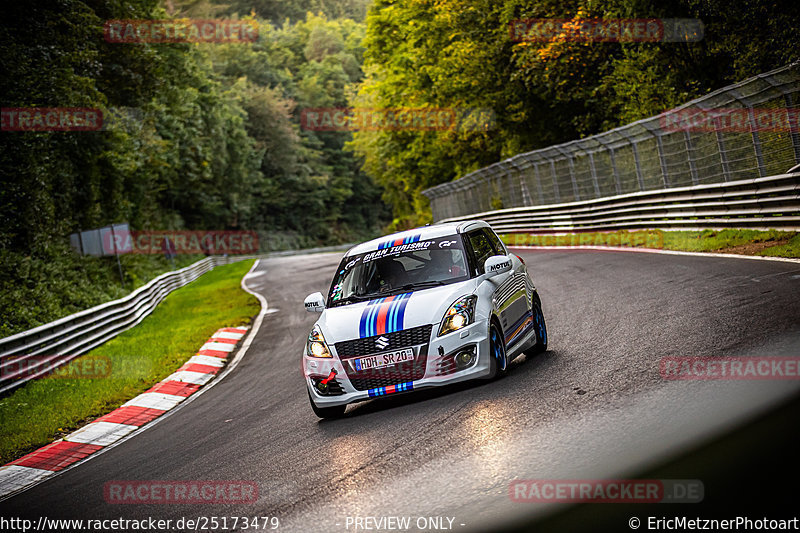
[304,320,492,407]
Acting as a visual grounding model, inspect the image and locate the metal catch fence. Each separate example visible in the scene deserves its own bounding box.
[423,63,800,222]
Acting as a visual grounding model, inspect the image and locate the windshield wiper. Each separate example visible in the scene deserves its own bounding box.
[331,294,370,306]
[392,280,446,293]
[335,281,447,305]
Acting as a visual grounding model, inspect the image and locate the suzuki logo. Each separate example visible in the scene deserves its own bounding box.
[375,336,389,350]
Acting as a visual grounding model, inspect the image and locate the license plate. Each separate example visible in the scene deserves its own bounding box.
[351,348,415,372]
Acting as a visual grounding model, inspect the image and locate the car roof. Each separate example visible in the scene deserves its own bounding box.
[344,220,491,256]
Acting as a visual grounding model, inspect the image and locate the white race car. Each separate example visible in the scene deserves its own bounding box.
[303,220,547,418]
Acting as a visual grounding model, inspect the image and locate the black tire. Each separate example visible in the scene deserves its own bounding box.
[487,321,508,379]
[308,390,347,419]
[526,293,548,355]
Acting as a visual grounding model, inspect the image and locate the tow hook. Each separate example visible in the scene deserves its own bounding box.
[320,368,337,385]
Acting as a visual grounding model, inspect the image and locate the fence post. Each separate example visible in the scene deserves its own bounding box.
[631,141,646,191]
[555,146,580,201]
[747,105,767,177]
[568,154,580,200]
[532,160,544,204]
[595,136,621,195]
[714,122,732,182]
[728,88,767,177]
[549,159,561,202]
[438,193,447,221]
[642,122,670,188]
[505,163,519,207]
[610,148,621,194]
[761,73,800,167]
[492,167,504,209]
[510,159,533,206]
[618,129,646,191]
[656,135,670,187]
[786,92,800,165]
[588,151,601,198]
[684,131,700,185]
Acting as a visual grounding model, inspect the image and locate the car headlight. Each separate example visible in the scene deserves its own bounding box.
[306,324,332,358]
[439,295,477,336]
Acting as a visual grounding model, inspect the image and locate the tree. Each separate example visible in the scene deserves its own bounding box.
[351,0,800,226]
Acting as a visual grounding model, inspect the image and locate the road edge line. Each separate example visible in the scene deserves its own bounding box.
[509,245,800,264]
[0,259,267,503]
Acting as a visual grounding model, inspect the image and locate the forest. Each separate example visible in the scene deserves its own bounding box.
[1,0,798,333]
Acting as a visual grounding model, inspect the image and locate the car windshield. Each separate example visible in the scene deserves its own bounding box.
[328,235,470,307]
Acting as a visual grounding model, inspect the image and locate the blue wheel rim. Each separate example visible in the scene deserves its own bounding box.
[491,327,506,371]
[534,304,546,345]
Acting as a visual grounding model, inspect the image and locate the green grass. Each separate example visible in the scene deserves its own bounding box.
[758,234,800,257]
[661,229,798,255]
[501,229,800,258]
[0,259,259,465]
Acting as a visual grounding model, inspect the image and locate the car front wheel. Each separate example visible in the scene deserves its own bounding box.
[488,321,508,379]
[308,390,347,419]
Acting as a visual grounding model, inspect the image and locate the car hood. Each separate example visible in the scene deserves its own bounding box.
[319,282,475,343]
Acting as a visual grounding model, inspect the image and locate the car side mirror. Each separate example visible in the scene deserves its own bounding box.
[484,255,512,278]
[304,292,326,313]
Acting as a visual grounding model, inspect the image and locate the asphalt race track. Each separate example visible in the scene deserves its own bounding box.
[3,249,800,531]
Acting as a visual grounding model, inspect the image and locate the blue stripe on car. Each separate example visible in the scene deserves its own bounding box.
[358,293,413,338]
[391,293,412,333]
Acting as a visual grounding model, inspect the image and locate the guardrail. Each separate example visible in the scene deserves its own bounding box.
[0,256,249,395]
[436,172,800,233]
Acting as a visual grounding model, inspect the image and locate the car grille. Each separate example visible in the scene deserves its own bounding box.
[335,325,432,391]
[334,324,433,358]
